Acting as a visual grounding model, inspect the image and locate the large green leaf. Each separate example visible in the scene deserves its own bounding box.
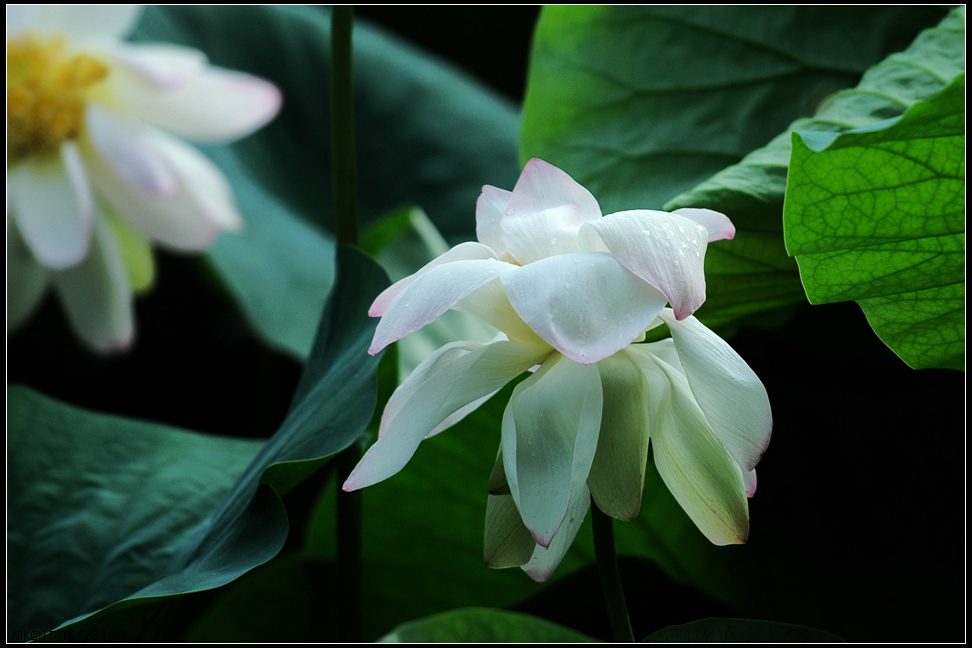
[8,247,388,637]
[643,618,844,643]
[783,76,965,370]
[131,6,520,358]
[378,608,599,643]
[522,6,958,332]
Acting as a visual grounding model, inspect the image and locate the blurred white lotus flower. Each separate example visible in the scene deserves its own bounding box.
[343,159,771,581]
[6,5,281,352]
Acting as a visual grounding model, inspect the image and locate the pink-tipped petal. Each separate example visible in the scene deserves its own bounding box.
[500,159,601,265]
[581,210,710,320]
[744,469,758,498]
[502,252,668,365]
[369,259,518,355]
[116,63,281,142]
[343,339,548,491]
[672,208,735,242]
[85,105,176,196]
[476,185,512,254]
[369,242,498,317]
[502,354,602,547]
[51,213,134,354]
[521,482,591,582]
[9,143,93,269]
[659,311,772,473]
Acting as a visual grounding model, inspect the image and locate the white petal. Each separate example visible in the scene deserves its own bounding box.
[659,311,772,473]
[629,348,749,545]
[500,159,601,264]
[106,43,208,89]
[51,214,134,353]
[476,185,512,254]
[7,222,50,332]
[502,354,602,547]
[343,340,549,491]
[85,105,176,196]
[10,5,141,40]
[370,259,518,355]
[115,63,281,143]
[587,350,650,521]
[453,277,547,346]
[581,209,710,320]
[369,241,497,317]
[672,208,735,242]
[9,143,93,269]
[87,129,241,250]
[502,252,668,365]
[522,482,591,582]
[744,469,758,498]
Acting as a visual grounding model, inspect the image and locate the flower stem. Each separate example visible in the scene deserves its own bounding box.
[330,5,358,247]
[331,6,362,643]
[592,501,635,643]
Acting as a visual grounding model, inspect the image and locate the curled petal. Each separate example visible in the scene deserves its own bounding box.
[476,185,512,255]
[51,214,134,353]
[343,340,549,491]
[87,129,241,250]
[629,348,749,545]
[502,354,602,547]
[672,208,735,242]
[85,105,176,197]
[659,310,772,473]
[502,252,668,365]
[370,259,518,355]
[9,142,93,269]
[581,210,709,320]
[500,158,601,264]
[587,350,650,521]
[369,242,497,317]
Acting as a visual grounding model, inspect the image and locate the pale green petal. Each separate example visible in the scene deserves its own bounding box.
[484,493,536,569]
[587,350,650,521]
[7,221,50,332]
[522,482,591,582]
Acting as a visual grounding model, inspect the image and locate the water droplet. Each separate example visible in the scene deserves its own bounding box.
[678,225,686,234]
[550,237,558,245]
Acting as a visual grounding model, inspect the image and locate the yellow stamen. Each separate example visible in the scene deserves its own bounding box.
[7,35,109,162]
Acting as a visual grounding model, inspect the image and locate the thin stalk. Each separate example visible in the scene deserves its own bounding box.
[331,6,362,643]
[592,501,635,643]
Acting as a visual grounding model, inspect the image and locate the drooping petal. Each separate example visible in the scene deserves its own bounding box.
[51,213,134,353]
[672,208,735,242]
[500,159,601,264]
[502,251,668,365]
[369,242,497,317]
[521,482,591,582]
[370,259,518,355]
[7,221,50,332]
[484,452,537,569]
[744,469,758,498]
[8,5,141,41]
[85,105,176,196]
[659,310,772,473]
[502,354,602,547]
[9,143,93,269]
[580,210,710,320]
[587,350,650,521]
[113,61,281,142]
[343,340,548,491]
[87,129,241,250]
[629,348,749,545]
[476,185,512,255]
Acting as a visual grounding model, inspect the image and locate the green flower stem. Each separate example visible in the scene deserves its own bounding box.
[331,6,362,643]
[592,501,635,643]
[331,5,358,247]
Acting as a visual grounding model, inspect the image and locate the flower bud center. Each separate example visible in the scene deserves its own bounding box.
[7,34,109,163]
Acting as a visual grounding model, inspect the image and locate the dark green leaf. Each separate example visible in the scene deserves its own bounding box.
[9,247,388,637]
[643,618,845,643]
[522,6,957,333]
[378,608,599,643]
[132,6,520,357]
[784,75,965,370]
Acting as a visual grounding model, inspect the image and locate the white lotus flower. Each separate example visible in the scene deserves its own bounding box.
[6,5,281,352]
[343,159,772,581]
